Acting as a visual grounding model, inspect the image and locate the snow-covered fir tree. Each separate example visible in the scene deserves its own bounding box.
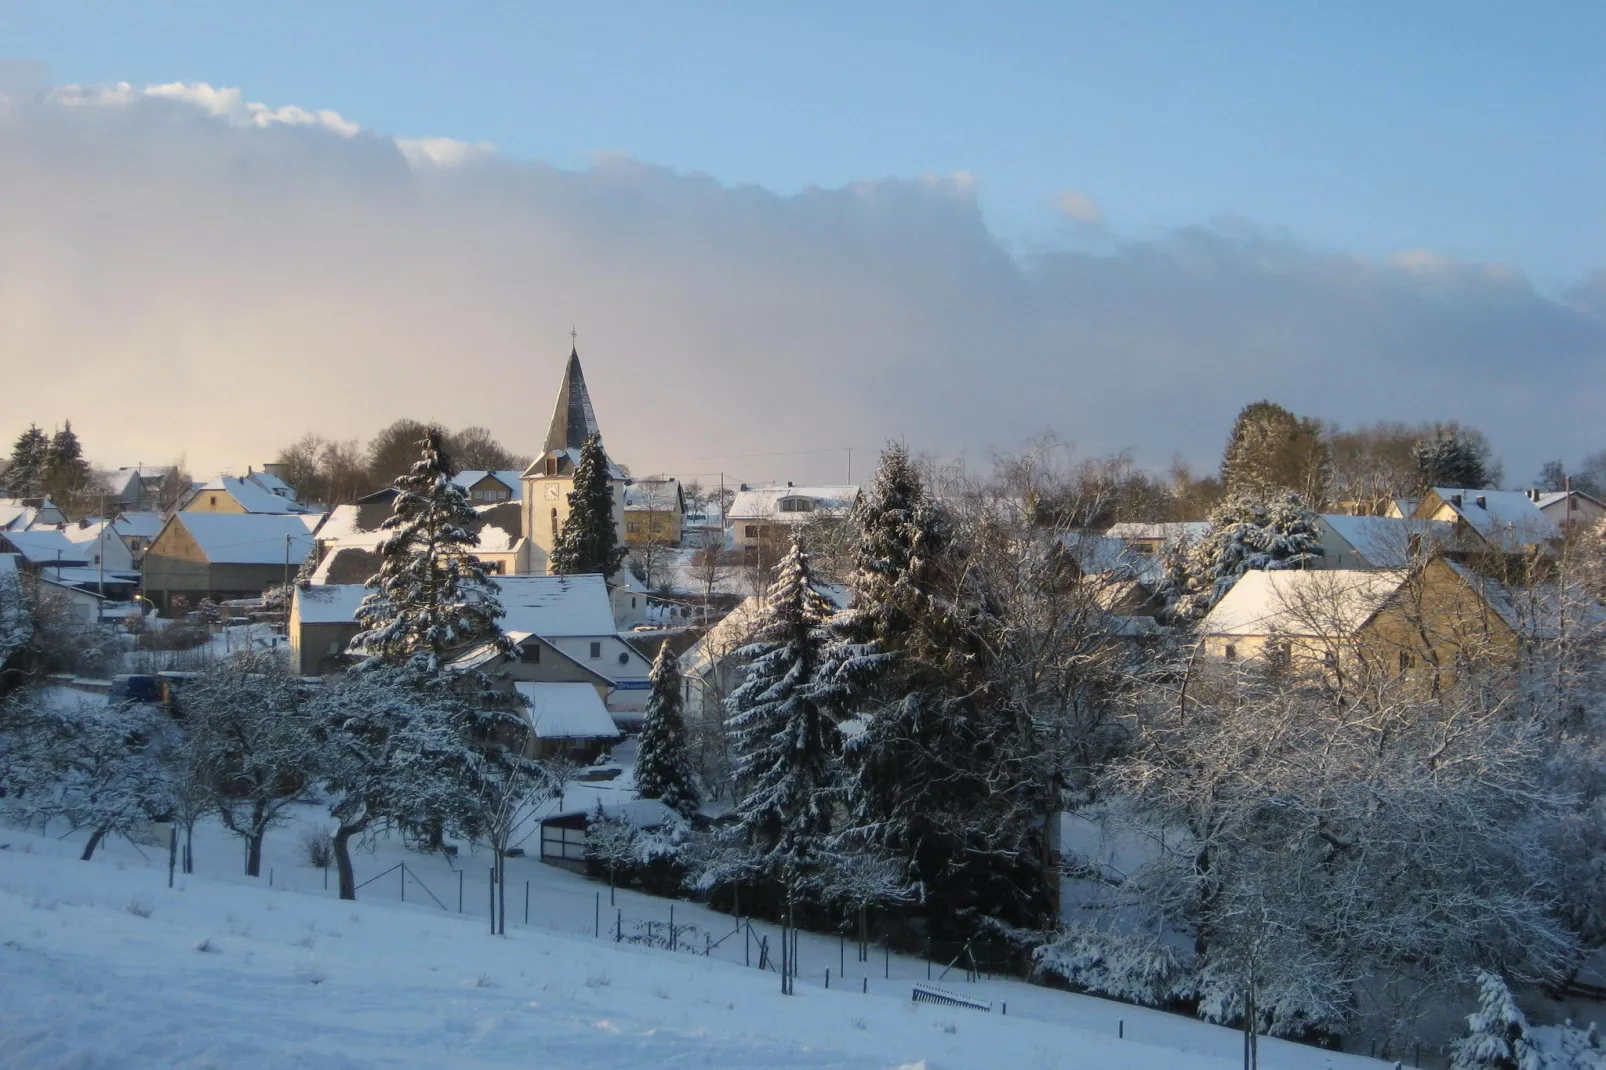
[1170,490,1323,618]
[353,424,506,674]
[1415,426,1491,490]
[4,424,48,499]
[725,540,840,886]
[549,433,627,577]
[635,639,700,818]
[1450,972,1542,1070]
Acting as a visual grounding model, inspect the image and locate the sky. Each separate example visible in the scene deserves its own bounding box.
[1,2,1603,487]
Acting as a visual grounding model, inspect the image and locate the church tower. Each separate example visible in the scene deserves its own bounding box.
[520,343,628,573]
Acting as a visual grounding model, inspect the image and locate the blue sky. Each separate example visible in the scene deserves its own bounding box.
[6,1,1603,285]
[1,3,1603,482]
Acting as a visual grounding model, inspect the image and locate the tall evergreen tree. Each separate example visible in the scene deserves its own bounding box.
[827,443,1045,935]
[5,425,48,499]
[549,433,627,577]
[726,540,840,884]
[43,421,94,512]
[635,639,700,818]
[353,425,506,674]
[1220,400,1331,503]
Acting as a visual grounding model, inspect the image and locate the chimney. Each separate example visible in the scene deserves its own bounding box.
[787,481,794,487]
[739,483,748,492]
[1475,495,1487,510]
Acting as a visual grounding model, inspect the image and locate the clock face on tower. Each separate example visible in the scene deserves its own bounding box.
[544,484,561,500]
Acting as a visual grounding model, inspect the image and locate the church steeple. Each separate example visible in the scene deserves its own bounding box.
[543,343,602,454]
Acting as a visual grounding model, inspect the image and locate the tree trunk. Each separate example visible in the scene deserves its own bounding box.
[246,831,264,877]
[81,825,107,861]
[496,851,506,935]
[184,823,195,874]
[333,825,360,900]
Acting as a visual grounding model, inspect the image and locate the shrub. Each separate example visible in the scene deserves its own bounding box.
[300,829,334,868]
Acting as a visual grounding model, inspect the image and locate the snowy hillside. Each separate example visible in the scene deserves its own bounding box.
[0,822,1389,1070]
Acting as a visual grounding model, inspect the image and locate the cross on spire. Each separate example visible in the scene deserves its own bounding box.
[570,324,578,350]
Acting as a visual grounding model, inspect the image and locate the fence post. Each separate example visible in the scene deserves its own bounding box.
[745,923,751,967]
[168,826,177,888]
[886,944,890,979]
[323,864,328,891]
[269,868,273,887]
[400,864,406,903]
[488,867,495,935]
[458,869,464,913]
[524,880,530,926]
[669,905,675,952]
[862,977,867,994]
[616,909,622,943]
[840,935,844,976]
[826,968,830,989]
[595,892,600,938]
[1002,1002,1007,1017]
[1118,1019,1123,1039]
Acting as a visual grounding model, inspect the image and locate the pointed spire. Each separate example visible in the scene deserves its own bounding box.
[544,342,602,453]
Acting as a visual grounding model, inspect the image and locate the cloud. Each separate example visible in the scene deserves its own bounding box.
[0,81,1602,487]
[1054,189,1105,226]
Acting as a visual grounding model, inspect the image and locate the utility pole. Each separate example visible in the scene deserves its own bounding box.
[283,533,292,637]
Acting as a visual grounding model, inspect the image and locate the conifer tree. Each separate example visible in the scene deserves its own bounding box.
[1171,490,1324,617]
[43,421,94,512]
[1219,400,1330,503]
[353,424,506,674]
[549,433,627,577]
[1414,426,1492,490]
[1449,971,1541,1070]
[726,540,840,884]
[5,425,48,499]
[635,639,699,818]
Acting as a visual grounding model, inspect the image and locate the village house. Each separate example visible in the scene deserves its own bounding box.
[1312,514,1453,570]
[0,498,66,531]
[725,483,860,550]
[313,498,526,576]
[141,512,318,613]
[1528,488,1606,535]
[0,527,91,573]
[1196,558,1560,692]
[102,466,179,513]
[286,582,369,675]
[1410,487,1559,556]
[1103,521,1209,557]
[452,470,524,504]
[512,681,622,763]
[539,799,683,873]
[622,477,686,547]
[181,475,316,516]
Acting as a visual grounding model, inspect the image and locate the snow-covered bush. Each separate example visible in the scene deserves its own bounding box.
[1032,926,1188,1008]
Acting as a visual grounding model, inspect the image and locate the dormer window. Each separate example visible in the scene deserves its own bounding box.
[545,455,558,477]
[777,497,814,514]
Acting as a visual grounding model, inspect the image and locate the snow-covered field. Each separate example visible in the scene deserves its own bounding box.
[0,801,1391,1070]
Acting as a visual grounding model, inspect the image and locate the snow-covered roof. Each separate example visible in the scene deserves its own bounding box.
[1532,489,1605,516]
[498,574,618,636]
[174,513,317,566]
[294,583,368,625]
[0,528,90,566]
[0,500,38,531]
[453,471,524,500]
[1104,522,1209,543]
[111,512,165,539]
[1201,569,1406,638]
[192,476,311,515]
[57,519,111,548]
[313,504,388,549]
[39,566,139,590]
[1318,515,1452,568]
[623,478,682,511]
[548,798,682,829]
[726,485,859,522]
[1439,561,1606,640]
[514,682,621,740]
[246,470,298,501]
[1422,488,1559,550]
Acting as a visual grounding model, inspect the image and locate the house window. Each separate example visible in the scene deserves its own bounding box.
[545,456,558,477]
[1399,650,1416,671]
[483,561,505,575]
[631,597,637,608]
[208,495,218,507]
[626,522,640,534]
[589,641,602,659]
[745,525,758,539]
[1224,643,1237,661]
[778,497,813,513]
